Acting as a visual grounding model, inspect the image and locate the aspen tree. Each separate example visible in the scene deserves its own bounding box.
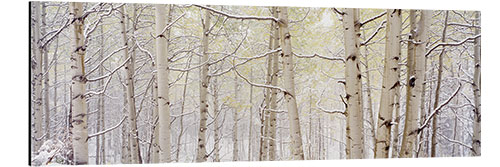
[212,77,221,162]
[375,9,402,158]
[431,11,449,157]
[260,7,275,160]
[248,68,253,161]
[32,1,43,153]
[155,4,172,163]
[268,7,280,161]
[195,8,211,162]
[69,2,88,164]
[400,10,429,158]
[342,8,364,159]
[41,2,51,141]
[151,77,159,163]
[471,11,481,156]
[233,75,239,161]
[121,84,131,164]
[278,6,305,160]
[96,24,105,165]
[120,6,142,163]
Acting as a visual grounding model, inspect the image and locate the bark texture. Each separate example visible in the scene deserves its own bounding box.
[69,2,88,164]
[278,6,305,160]
[195,8,211,162]
[400,10,429,158]
[342,8,364,159]
[155,4,173,163]
[375,9,401,158]
[471,11,481,157]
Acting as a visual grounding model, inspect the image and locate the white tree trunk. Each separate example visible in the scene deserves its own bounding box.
[41,2,51,141]
[233,75,239,161]
[69,2,88,164]
[212,77,221,162]
[32,1,44,153]
[400,10,429,158]
[431,11,449,157]
[120,6,142,164]
[154,4,172,163]
[471,11,481,156]
[195,8,211,162]
[268,7,280,161]
[375,9,402,158]
[342,8,364,159]
[278,6,305,160]
[248,68,253,161]
[121,84,131,164]
[96,24,106,165]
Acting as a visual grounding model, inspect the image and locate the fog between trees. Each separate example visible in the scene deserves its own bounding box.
[30,2,481,165]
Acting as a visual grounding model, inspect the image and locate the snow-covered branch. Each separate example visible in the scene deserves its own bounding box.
[361,20,386,46]
[425,34,481,57]
[155,13,186,38]
[193,5,279,22]
[88,116,127,139]
[418,83,462,132]
[84,74,113,97]
[293,52,345,63]
[87,55,131,82]
[86,45,127,76]
[360,11,387,26]
[231,59,288,93]
[437,132,472,150]
[209,48,281,77]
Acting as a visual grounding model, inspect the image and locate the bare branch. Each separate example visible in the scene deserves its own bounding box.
[425,34,481,57]
[193,5,278,22]
[87,55,131,82]
[418,83,462,132]
[360,11,387,26]
[293,52,345,63]
[88,116,127,139]
[437,132,472,150]
[361,20,386,46]
[156,13,186,38]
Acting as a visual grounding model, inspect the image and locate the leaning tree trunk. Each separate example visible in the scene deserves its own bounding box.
[399,10,429,158]
[154,4,173,163]
[195,8,211,162]
[69,2,88,165]
[278,6,305,160]
[375,9,402,158]
[430,10,449,157]
[342,8,364,159]
[32,1,44,153]
[471,11,481,156]
[120,6,141,164]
